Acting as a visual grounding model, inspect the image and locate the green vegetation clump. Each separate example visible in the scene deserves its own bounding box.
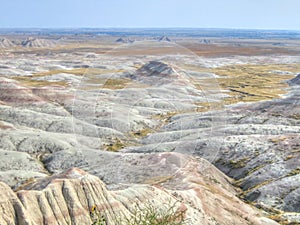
[90,200,187,225]
[90,205,107,225]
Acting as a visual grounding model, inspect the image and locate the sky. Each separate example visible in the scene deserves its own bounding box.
[0,0,299,30]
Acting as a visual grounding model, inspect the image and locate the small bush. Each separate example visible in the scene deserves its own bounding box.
[90,200,187,225]
[90,205,107,225]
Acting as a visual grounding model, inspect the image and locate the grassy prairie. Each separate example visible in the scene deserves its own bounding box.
[213,64,299,104]
[186,63,299,106]
[12,76,67,87]
[12,68,123,87]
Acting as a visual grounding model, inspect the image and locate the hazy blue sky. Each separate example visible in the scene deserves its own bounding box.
[0,0,299,30]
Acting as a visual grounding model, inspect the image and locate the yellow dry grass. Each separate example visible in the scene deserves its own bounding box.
[12,76,67,87]
[132,127,153,138]
[143,175,174,185]
[33,68,121,77]
[104,138,125,152]
[12,68,125,88]
[102,78,131,89]
[213,64,298,104]
[195,102,224,112]
[184,63,300,105]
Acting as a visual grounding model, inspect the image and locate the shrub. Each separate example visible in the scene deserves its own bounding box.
[91,200,187,225]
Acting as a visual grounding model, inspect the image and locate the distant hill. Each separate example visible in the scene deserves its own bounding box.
[0,38,16,48]
[21,37,55,48]
[115,37,134,43]
[200,39,211,44]
[127,61,182,86]
[158,36,171,42]
[137,61,176,76]
[288,74,300,86]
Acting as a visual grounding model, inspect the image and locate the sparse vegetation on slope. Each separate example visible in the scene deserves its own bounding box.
[213,64,299,104]
[90,200,187,225]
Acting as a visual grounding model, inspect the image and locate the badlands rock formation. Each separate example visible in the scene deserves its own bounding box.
[21,37,55,48]
[115,37,134,44]
[124,75,300,222]
[0,37,299,224]
[288,73,300,86]
[0,38,16,48]
[158,36,172,42]
[0,156,278,225]
[200,39,211,44]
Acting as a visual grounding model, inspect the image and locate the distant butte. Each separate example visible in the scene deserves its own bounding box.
[200,39,212,44]
[158,36,172,42]
[115,37,134,43]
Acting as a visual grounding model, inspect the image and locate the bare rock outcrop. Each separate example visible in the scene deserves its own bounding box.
[200,39,211,44]
[0,158,278,225]
[21,37,55,48]
[158,36,172,42]
[288,73,300,86]
[0,41,297,224]
[115,37,134,43]
[128,61,183,86]
[0,38,16,48]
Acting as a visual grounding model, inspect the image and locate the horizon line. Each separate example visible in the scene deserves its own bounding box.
[0,27,300,32]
